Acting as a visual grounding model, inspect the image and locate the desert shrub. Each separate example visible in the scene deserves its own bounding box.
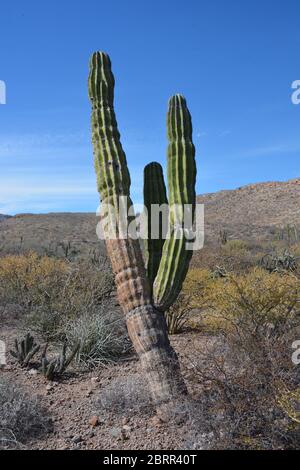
[183,332,300,449]
[192,242,258,274]
[0,252,67,309]
[164,268,212,334]
[166,267,300,335]
[96,374,153,415]
[200,268,300,333]
[53,260,114,315]
[62,307,130,368]
[0,253,115,339]
[0,377,52,449]
[221,239,249,255]
[183,268,212,295]
[292,243,300,257]
[26,308,63,341]
[260,250,300,273]
[180,269,300,449]
[191,245,221,271]
[165,294,191,334]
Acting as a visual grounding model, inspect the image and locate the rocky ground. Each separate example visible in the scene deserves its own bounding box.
[1,320,209,450]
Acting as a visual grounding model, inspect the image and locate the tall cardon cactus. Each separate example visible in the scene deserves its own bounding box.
[88,52,196,405]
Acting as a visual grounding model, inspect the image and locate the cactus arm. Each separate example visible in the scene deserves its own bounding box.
[88,52,186,404]
[23,344,40,367]
[46,360,56,381]
[63,342,80,369]
[153,94,196,311]
[143,162,168,286]
[10,333,40,367]
[14,338,20,356]
[57,342,67,373]
[20,338,26,360]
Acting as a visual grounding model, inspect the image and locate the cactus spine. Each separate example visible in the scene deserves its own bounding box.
[88,52,187,405]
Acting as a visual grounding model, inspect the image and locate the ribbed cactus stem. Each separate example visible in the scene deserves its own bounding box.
[143,162,168,286]
[88,52,187,405]
[89,52,150,312]
[153,94,196,311]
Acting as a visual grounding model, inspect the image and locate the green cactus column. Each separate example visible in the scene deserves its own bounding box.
[88,52,187,405]
[143,162,168,286]
[153,94,196,311]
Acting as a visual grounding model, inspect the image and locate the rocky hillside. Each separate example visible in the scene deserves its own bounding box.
[0,213,106,260]
[198,178,300,243]
[0,214,11,222]
[0,178,299,256]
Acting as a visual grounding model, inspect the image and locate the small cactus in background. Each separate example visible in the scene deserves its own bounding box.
[88,52,197,405]
[275,224,300,245]
[40,342,80,381]
[10,333,40,367]
[219,229,228,245]
[260,250,300,273]
[212,265,229,279]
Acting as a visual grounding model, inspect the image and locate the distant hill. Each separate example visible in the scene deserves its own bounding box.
[197,178,300,244]
[0,213,106,260]
[0,214,11,222]
[0,178,299,257]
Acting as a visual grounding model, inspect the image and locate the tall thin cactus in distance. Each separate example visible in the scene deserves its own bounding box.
[88,51,197,405]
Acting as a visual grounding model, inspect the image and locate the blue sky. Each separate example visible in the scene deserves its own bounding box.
[0,0,299,214]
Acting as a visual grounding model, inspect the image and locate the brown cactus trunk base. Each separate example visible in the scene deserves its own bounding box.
[126,304,187,404]
[105,238,187,405]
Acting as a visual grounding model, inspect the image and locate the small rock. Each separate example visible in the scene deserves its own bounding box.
[72,435,83,444]
[28,368,38,376]
[149,415,163,428]
[89,415,99,427]
[46,384,53,391]
[90,377,99,384]
[122,425,132,432]
[86,389,93,397]
[174,414,185,425]
[109,427,122,438]
[121,429,130,441]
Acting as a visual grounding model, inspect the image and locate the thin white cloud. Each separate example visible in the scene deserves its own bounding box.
[219,130,231,137]
[0,131,90,158]
[0,183,95,197]
[196,131,207,138]
[241,142,300,158]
